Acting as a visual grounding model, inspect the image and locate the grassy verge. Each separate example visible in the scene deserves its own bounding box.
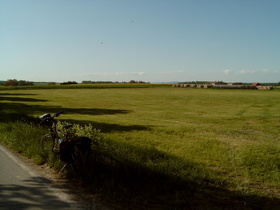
[1,88,280,209]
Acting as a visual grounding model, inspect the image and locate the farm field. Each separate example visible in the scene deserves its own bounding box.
[1,87,280,209]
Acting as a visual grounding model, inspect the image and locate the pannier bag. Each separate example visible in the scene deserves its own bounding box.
[59,137,92,163]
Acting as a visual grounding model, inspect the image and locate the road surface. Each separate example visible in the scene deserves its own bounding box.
[0,143,85,210]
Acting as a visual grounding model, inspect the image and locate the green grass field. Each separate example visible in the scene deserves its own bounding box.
[1,87,280,209]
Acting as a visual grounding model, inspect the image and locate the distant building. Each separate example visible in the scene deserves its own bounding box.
[252,83,261,86]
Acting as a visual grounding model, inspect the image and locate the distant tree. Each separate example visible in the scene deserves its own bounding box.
[3,79,19,86]
[82,80,117,84]
[3,79,34,86]
[48,82,57,85]
[18,80,33,86]
[128,80,149,84]
[60,81,78,85]
[82,81,92,84]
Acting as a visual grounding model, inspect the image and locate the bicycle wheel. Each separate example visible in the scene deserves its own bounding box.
[41,134,55,153]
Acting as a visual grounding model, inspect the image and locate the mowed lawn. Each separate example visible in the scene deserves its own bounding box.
[1,87,280,207]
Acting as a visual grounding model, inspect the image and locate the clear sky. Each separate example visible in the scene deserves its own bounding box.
[1,0,279,83]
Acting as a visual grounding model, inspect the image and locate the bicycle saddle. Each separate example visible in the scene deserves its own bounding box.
[39,113,51,120]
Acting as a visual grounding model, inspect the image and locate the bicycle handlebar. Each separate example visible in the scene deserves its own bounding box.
[39,111,64,125]
[53,111,64,118]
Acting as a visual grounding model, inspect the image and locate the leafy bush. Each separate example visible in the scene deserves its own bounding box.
[56,121,103,144]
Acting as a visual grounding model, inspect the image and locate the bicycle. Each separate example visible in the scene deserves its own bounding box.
[39,111,71,154]
[39,112,92,175]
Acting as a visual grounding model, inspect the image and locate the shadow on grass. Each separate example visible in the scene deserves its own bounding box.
[0,97,47,102]
[0,93,37,96]
[1,102,150,133]
[2,93,280,209]
[0,93,47,102]
[85,142,280,209]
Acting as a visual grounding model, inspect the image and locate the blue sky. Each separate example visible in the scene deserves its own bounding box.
[1,0,279,83]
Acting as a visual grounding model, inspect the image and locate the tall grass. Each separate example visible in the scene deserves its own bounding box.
[1,88,280,209]
[0,113,45,164]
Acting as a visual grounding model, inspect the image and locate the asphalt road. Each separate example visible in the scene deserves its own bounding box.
[0,144,85,210]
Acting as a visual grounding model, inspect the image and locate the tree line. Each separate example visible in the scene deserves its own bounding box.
[81,80,149,84]
[1,79,34,86]
[1,79,150,86]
